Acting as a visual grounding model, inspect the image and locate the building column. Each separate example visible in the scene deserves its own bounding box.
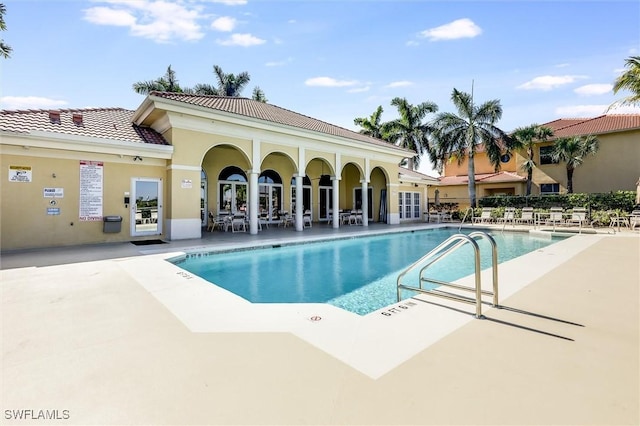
[332,176,340,229]
[360,179,369,227]
[248,170,259,235]
[294,173,303,231]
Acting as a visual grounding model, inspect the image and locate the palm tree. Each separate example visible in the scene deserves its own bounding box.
[1,3,12,59]
[252,86,268,103]
[510,124,554,196]
[132,65,186,94]
[354,106,386,140]
[609,56,640,110]
[381,97,438,169]
[551,135,599,193]
[432,88,509,207]
[194,65,251,96]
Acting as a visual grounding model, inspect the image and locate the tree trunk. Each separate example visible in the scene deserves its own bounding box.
[526,148,534,196]
[567,167,574,193]
[468,152,476,207]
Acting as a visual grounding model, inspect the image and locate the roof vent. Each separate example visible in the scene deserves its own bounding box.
[72,113,83,126]
[49,110,61,124]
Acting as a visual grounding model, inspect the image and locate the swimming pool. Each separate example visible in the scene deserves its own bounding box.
[171,229,564,315]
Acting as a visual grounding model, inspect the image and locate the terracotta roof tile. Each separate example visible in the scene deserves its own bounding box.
[150,92,410,152]
[541,114,640,138]
[0,108,169,145]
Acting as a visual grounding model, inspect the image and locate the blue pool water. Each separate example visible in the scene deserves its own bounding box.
[171,229,564,315]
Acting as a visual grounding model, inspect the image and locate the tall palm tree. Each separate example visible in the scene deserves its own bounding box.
[609,56,640,110]
[194,65,251,96]
[252,86,268,103]
[132,65,186,94]
[551,135,599,193]
[0,3,13,59]
[354,106,386,140]
[381,97,438,169]
[432,88,509,207]
[510,124,554,196]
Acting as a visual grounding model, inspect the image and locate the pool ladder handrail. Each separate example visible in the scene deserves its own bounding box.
[458,207,474,231]
[396,231,499,319]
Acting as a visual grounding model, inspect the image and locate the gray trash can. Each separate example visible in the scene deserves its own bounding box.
[103,215,123,233]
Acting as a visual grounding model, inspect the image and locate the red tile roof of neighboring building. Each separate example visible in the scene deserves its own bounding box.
[149,92,410,152]
[0,108,169,145]
[439,171,526,185]
[541,114,640,138]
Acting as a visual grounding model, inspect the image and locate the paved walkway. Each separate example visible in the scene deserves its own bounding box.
[1,224,638,425]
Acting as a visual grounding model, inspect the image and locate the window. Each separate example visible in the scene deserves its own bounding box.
[539,146,558,165]
[540,183,560,194]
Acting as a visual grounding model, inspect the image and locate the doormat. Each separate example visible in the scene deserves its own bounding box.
[131,239,167,246]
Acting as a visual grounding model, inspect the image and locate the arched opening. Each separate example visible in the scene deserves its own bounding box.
[218,166,248,214]
[259,169,283,222]
[290,175,312,217]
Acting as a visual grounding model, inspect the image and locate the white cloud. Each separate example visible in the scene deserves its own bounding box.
[265,57,292,67]
[216,33,266,46]
[385,81,413,88]
[555,104,608,116]
[208,0,247,5]
[347,86,370,93]
[0,96,68,110]
[305,77,359,87]
[574,84,613,96]
[211,16,236,32]
[419,18,482,41]
[83,1,205,43]
[517,75,586,91]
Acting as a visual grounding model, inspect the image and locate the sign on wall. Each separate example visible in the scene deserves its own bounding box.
[8,165,32,182]
[43,187,64,198]
[79,160,103,221]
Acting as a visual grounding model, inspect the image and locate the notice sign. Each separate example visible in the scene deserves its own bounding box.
[181,179,193,189]
[47,208,60,215]
[79,160,103,221]
[44,187,64,198]
[8,165,32,182]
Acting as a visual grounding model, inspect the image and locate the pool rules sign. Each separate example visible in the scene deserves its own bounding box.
[79,160,103,221]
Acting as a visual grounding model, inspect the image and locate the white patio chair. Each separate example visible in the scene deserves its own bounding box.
[516,207,534,225]
[566,207,589,227]
[472,207,493,224]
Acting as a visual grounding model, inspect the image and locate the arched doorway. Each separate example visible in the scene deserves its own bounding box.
[218,166,247,214]
[290,175,312,218]
[258,169,283,222]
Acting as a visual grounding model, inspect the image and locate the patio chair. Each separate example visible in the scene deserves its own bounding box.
[630,210,640,230]
[496,207,516,225]
[566,207,589,227]
[516,207,534,225]
[544,207,566,226]
[472,207,493,224]
[303,210,312,228]
[231,214,246,233]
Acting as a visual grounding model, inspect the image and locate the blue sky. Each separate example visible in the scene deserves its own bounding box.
[1,0,639,175]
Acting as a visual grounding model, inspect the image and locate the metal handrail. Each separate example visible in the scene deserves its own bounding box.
[397,231,499,319]
[458,207,474,231]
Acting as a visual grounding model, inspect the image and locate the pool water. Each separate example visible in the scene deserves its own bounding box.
[171,229,564,315]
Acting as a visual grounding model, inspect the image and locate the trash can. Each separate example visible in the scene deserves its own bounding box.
[103,215,123,233]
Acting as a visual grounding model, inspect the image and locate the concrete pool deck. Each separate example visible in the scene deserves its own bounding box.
[1,224,639,425]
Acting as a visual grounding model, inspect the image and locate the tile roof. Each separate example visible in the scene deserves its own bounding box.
[398,166,439,182]
[149,92,410,152]
[541,114,640,138]
[439,171,526,185]
[0,108,169,145]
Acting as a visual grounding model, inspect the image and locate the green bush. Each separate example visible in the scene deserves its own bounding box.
[479,191,636,212]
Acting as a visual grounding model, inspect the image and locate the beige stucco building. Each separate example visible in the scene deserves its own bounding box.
[436,114,640,208]
[0,92,437,251]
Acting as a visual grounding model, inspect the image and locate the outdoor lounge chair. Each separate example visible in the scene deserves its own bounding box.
[630,210,640,230]
[544,207,566,226]
[496,207,516,225]
[472,207,493,224]
[566,207,589,227]
[516,207,534,225]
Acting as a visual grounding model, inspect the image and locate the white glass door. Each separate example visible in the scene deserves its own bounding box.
[131,178,162,236]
